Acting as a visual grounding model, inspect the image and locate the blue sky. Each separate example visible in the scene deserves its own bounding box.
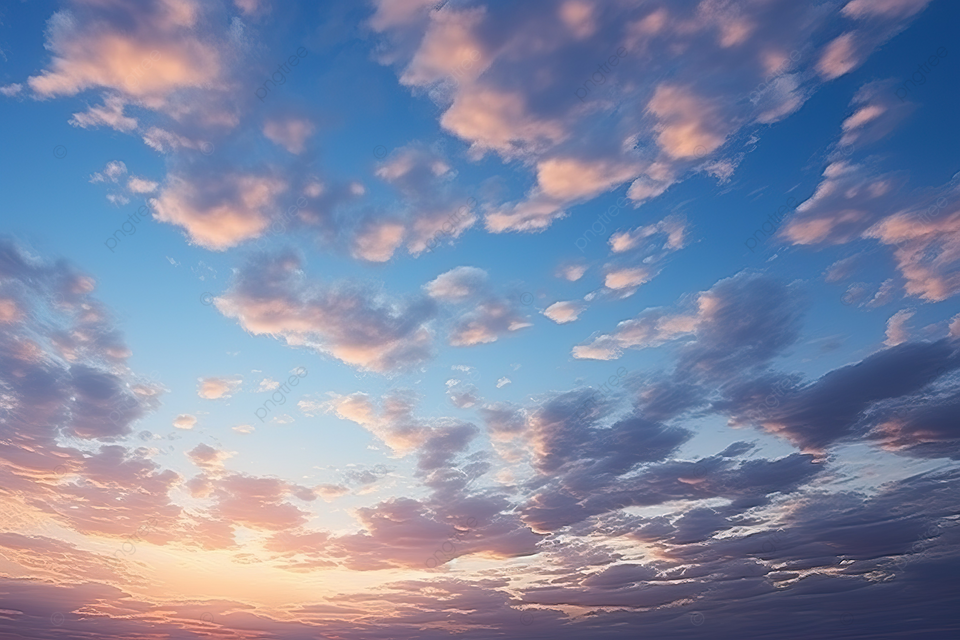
[1,0,959,638]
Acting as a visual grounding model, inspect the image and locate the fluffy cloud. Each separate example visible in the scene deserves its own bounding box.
[603,266,652,292]
[424,266,488,301]
[863,178,960,302]
[216,251,436,372]
[557,263,587,281]
[783,161,904,246]
[198,376,242,399]
[263,118,316,154]
[717,339,959,452]
[885,309,915,346]
[324,389,478,472]
[173,414,197,430]
[609,214,687,254]
[374,144,479,258]
[576,272,801,375]
[425,266,532,346]
[151,172,289,250]
[543,301,586,324]
[126,176,159,193]
[371,0,927,237]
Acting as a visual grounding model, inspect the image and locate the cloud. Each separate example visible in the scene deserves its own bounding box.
[208,472,312,531]
[324,389,478,472]
[263,118,316,154]
[817,32,862,80]
[215,251,436,372]
[424,266,532,346]
[603,266,652,292]
[447,384,480,409]
[0,240,161,445]
[258,378,280,392]
[646,84,729,160]
[842,0,932,19]
[368,0,929,241]
[314,483,349,501]
[186,443,233,472]
[173,414,197,430]
[782,161,905,246]
[151,172,289,250]
[449,300,532,346]
[373,144,479,257]
[823,253,865,283]
[575,273,803,378]
[862,176,960,302]
[717,338,959,452]
[126,176,158,193]
[609,214,688,254]
[424,266,487,301]
[90,161,128,184]
[840,80,914,148]
[869,386,960,460]
[351,219,407,262]
[70,95,139,132]
[885,309,914,346]
[536,157,641,201]
[557,263,587,281]
[235,0,269,17]
[198,376,242,399]
[544,301,586,324]
[27,3,221,101]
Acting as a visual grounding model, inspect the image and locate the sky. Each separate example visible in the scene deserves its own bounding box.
[0,0,959,638]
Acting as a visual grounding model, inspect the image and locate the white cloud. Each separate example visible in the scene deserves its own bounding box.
[173,414,197,430]
[127,176,159,193]
[543,301,586,324]
[198,376,242,399]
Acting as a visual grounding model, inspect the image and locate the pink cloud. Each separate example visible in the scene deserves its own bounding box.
[151,173,288,250]
[263,118,316,154]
